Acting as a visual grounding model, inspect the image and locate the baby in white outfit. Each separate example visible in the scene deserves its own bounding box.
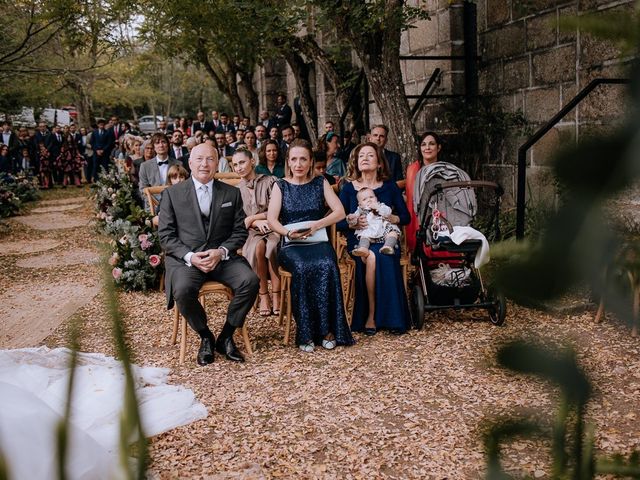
[347,187,401,257]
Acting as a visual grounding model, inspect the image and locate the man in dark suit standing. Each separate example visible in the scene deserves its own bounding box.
[90,118,115,182]
[369,124,404,182]
[191,111,211,135]
[274,94,292,128]
[215,113,235,134]
[158,143,259,365]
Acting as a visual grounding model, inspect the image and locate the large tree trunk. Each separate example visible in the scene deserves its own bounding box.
[197,42,245,118]
[284,52,318,145]
[237,69,259,124]
[71,79,94,128]
[337,0,418,168]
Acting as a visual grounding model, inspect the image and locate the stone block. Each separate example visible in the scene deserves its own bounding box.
[530,125,576,166]
[400,31,410,55]
[525,85,561,122]
[480,21,526,61]
[579,33,624,69]
[558,6,578,44]
[526,165,557,209]
[577,74,628,122]
[449,5,465,41]
[532,45,577,85]
[408,18,438,51]
[487,0,510,26]
[561,81,579,109]
[479,61,504,93]
[580,0,633,10]
[526,11,558,51]
[438,9,450,43]
[504,56,531,91]
[481,164,516,205]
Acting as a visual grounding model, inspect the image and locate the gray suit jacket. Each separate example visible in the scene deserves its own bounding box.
[138,156,181,206]
[158,178,248,308]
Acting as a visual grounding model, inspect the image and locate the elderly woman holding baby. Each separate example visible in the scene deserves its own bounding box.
[337,142,411,335]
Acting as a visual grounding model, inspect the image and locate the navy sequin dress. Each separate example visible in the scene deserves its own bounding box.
[277,176,355,347]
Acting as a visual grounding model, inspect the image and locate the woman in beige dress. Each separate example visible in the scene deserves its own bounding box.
[231,148,281,316]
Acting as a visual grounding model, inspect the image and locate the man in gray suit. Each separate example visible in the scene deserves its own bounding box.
[158,143,259,365]
[138,133,181,208]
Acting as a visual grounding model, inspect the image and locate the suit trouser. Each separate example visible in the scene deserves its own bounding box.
[172,256,259,334]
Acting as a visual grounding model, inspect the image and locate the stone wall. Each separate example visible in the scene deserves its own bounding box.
[402,0,634,206]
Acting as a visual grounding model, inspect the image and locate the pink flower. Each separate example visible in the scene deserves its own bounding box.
[149,255,161,268]
[140,239,153,251]
[112,267,123,280]
[108,253,119,266]
[138,234,148,243]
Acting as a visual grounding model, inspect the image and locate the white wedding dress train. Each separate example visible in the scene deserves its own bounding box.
[0,347,207,479]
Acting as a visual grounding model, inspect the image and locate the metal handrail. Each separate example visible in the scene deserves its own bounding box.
[515,78,630,239]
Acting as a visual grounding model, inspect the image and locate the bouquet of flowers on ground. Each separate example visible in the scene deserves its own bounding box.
[0,173,39,217]
[93,166,164,291]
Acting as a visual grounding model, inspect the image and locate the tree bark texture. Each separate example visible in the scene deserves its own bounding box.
[336,0,418,168]
[284,51,318,145]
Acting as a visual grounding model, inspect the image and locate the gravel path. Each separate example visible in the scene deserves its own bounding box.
[2,188,639,479]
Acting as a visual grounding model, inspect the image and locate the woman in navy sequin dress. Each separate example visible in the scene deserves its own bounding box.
[268,139,354,352]
[338,142,411,334]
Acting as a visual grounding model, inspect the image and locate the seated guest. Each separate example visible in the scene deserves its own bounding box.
[231,149,281,316]
[169,130,189,167]
[269,126,280,141]
[158,143,259,365]
[225,131,236,149]
[255,139,284,178]
[338,142,411,335]
[15,147,34,175]
[214,132,235,159]
[231,129,245,148]
[319,132,345,181]
[267,139,354,352]
[406,131,442,251]
[312,151,336,185]
[242,130,259,162]
[138,133,181,209]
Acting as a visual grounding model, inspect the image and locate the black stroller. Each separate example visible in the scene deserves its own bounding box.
[410,162,506,328]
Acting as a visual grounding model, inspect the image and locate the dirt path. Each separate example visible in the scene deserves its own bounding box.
[2,188,640,478]
[0,188,100,349]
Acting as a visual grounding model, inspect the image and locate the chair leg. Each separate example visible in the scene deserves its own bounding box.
[241,324,253,355]
[284,277,293,345]
[171,307,180,345]
[179,313,187,364]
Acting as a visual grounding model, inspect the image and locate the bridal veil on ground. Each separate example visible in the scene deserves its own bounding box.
[0,347,207,479]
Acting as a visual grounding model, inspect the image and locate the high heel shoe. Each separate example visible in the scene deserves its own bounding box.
[258,291,272,316]
[271,290,281,316]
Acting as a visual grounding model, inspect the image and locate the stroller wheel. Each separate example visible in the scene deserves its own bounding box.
[411,284,425,330]
[487,288,506,326]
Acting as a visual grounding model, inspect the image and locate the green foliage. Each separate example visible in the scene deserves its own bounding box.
[443,97,531,180]
[559,2,640,54]
[0,173,39,218]
[92,167,163,291]
[485,341,640,479]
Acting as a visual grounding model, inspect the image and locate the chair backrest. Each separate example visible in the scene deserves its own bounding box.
[215,172,241,187]
[143,185,170,216]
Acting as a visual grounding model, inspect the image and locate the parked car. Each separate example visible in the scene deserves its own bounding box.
[138,115,164,134]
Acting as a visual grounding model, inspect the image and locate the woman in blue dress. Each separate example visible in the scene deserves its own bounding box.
[338,142,411,335]
[267,139,354,352]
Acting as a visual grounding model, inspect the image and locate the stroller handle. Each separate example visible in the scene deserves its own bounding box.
[433,180,504,196]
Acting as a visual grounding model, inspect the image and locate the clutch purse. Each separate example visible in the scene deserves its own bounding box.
[283,221,329,244]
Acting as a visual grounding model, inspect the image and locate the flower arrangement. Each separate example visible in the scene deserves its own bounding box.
[92,167,163,291]
[0,173,39,217]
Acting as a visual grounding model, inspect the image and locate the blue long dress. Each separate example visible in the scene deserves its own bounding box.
[338,180,412,333]
[277,176,355,347]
